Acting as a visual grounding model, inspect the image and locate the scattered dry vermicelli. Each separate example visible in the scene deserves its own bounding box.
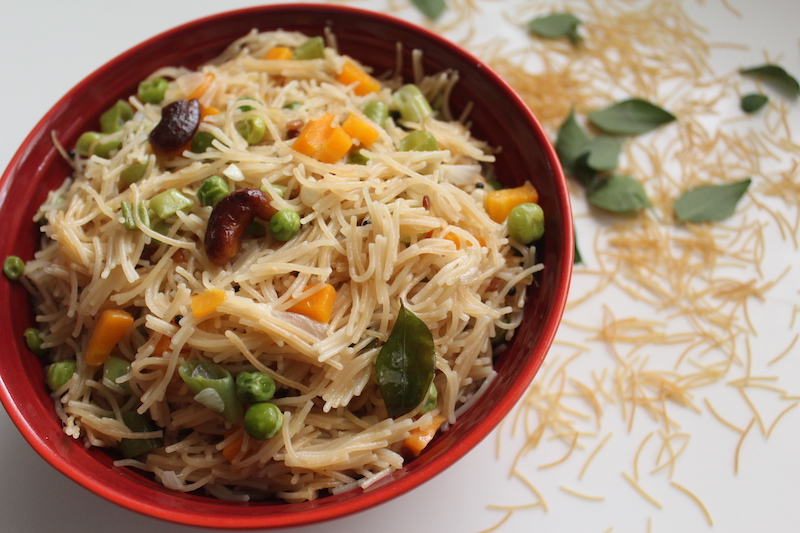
[419,0,800,530]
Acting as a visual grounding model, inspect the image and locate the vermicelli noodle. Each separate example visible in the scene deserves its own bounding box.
[25,30,543,501]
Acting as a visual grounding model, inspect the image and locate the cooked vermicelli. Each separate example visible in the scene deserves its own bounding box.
[25,30,543,501]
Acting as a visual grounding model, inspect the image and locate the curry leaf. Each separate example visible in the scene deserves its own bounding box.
[375,303,435,417]
[740,93,769,113]
[585,135,622,172]
[674,178,751,223]
[411,0,447,20]
[528,13,582,44]
[740,64,800,97]
[555,109,591,174]
[589,98,676,135]
[587,174,650,214]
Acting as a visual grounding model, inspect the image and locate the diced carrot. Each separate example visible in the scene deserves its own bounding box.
[442,231,485,249]
[200,105,222,120]
[404,414,446,457]
[264,46,293,60]
[292,113,336,158]
[341,114,379,147]
[287,283,337,323]
[85,309,134,367]
[222,427,251,462]
[191,288,227,317]
[443,232,461,248]
[336,60,381,96]
[315,126,353,164]
[484,182,539,223]
[187,73,215,100]
[152,334,172,356]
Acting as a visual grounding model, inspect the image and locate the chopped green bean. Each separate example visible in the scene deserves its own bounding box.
[236,116,267,145]
[120,162,148,186]
[103,356,131,393]
[23,327,47,356]
[282,101,303,111]
[121,201,150,230]
[236,371,277,404]
[236,96,262,112]
[197,176,230,207]
[420,382,438,414]
[75,132,102,157]
[399,130,438,152]
[393,84,432,122]
[244,220,266,237]
[268,209,301,241]
[178,360,243,422]
[77,132,121,158]
[100,100,134,133]
[117,412,162,458]
[260,183,287,200]
[362,101,389,126]
[3,255,25,280]
[137,77,168,104]
[46,360,76,392]
[244,402,283,440]
[348,150,370,165]
[149,189,193,219]
[292,36,325,60]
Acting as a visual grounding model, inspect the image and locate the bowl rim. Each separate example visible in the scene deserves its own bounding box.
[0,2,572,529]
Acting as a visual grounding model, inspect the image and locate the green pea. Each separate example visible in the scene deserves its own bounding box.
[3,255,25,280]
[120,162,148,186]
[23,327,47,356]
[236,371,276,404]
[268,209,301,242]
[399,130,438,152]
[420,382,438,414]
[137,77,168,104]
[103,356,132,393]
[236,116,267,145]
[191,131,218,153]
[292,36,325,60]
[197,175,230,207]
[507,202,545,244]
[100,100,134,133]
[244,402,283,440]
[46,360,77,392]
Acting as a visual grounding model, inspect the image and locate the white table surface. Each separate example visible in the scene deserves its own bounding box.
[2,1,799,532]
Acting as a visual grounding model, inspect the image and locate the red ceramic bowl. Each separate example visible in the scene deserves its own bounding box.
[0,3,571,529]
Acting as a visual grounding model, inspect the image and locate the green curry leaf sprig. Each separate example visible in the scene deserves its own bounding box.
[375,304,436,418]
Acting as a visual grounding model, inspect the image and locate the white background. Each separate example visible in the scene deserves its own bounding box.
[2,1,799,532]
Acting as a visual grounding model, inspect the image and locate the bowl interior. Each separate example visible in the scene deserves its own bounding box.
[0,3,572,529]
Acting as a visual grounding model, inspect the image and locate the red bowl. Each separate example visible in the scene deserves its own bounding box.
[0,3,571,529]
